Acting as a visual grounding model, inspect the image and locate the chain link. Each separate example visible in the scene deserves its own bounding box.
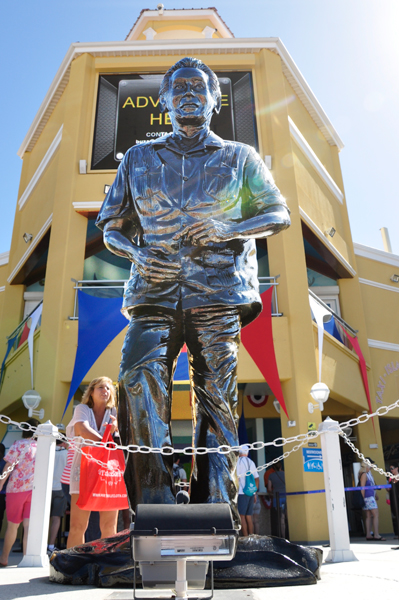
[1,397,399,474]
[238,437,309,479]
[0,460,18,481]
[340,432,399,482]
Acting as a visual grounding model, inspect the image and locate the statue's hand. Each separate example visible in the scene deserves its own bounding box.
[134,246,181,283]
[174,220,234,245]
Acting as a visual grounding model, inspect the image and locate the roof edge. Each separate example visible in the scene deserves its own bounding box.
[0,251,10,266]
[125,7,234,41]
[18,38,344,158]
[354,242,399,267]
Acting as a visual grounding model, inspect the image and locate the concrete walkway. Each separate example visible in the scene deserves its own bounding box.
[1,538,399,599]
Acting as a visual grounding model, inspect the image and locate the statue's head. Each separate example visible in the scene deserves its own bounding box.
[159,57,222,128]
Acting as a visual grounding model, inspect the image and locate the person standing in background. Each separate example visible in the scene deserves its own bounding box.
[359,459,386,541]
[267,461,288,538]
[0,443,8,534]
[389,462,399,538]
[252,492,261,535]
[173,455,188,492]
[0,418,40,567]
[236,445,259,536]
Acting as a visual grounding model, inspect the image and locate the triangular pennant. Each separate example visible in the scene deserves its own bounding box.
[345,332,376,436]
[241,287,289,418]
[62,290,128,419]
[174,343,189,382]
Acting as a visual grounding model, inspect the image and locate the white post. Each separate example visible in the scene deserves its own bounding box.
[318,417,357,562]
[19,421,58,568]
[175,559,188,600]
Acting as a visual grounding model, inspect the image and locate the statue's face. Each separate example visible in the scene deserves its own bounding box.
[164,67,217,125]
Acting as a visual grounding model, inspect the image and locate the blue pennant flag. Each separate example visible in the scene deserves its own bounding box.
[174,344,189,381]
[62,290,128,419]
[0,335,18,388]
[324,316,343,343]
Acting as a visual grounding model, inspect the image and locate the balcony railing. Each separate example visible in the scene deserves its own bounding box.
[69,276,282,320]
[308,288,358,345]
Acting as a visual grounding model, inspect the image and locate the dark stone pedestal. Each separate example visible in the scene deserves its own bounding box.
[49,532,322,588]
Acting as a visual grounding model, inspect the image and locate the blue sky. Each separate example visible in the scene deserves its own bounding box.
[1,0,398,255]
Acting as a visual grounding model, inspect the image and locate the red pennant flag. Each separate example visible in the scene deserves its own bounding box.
[17,322,30,348]
[241,287,289,418]
[345,332,375,435]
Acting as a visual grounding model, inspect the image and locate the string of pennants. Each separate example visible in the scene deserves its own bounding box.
[60,285,289,419]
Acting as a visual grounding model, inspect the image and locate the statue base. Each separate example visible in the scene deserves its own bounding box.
[49,532,322,588]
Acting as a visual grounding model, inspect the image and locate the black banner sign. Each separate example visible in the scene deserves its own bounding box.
[92,72,257,171]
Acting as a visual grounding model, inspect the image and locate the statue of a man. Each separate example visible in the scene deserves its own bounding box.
[96,57,290,523]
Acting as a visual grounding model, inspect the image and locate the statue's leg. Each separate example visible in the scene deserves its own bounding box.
[118,306,182,509]
[186,305,240,524]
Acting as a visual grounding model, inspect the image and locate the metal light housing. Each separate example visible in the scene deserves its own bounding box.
[308,382,330,413]
[131,503,237,599]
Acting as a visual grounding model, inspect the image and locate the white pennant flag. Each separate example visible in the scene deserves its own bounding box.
[309,294,331,382]
[27,303,43,388]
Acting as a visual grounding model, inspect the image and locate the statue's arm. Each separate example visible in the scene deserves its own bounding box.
[175,149,290,245]
[97,151,180,282]
[174,204,289,245]
[104,220,180,283]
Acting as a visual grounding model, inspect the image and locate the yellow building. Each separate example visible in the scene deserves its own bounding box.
[1,7,398,542]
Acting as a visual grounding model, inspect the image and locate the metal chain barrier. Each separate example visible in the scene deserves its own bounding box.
[0,460,19,480]
[340,431,399,481]
[241,437,310,479]
[1,397,399,476]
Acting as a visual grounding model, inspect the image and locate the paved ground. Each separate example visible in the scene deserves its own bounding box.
[1,538,399,600]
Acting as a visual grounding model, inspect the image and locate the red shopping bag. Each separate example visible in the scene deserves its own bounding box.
[77,424,129,511]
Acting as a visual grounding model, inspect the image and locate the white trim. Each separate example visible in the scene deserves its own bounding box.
[311,285,340,295]
[0,286,5,293]
[354,243,399,268]
[7,214,53,284]
[23,291,44,301]
[126,9,234,41]
[72,201,102,212]
[18,126,63,210]
[368,339,399,352]
[299,208,356,277]
[18,38,343,157]
[289,117,344,204]
[0,251,9,266]
[359,278,399,293]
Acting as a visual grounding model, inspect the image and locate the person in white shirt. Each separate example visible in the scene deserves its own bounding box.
[173,456,188,492]
[236,445,259,536]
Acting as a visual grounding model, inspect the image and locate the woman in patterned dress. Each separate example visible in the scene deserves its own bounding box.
[0,417,40,567]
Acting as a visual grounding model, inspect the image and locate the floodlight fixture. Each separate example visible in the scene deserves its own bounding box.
[130,503,237,600]
[23,233,33,243]
[324,227,336,238]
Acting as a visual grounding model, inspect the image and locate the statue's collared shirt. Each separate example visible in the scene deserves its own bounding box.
[96,131,287,326]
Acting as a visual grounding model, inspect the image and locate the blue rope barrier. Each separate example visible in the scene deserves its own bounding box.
[277,484,392,497]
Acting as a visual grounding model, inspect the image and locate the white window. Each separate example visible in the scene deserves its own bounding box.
[23,291,44,320]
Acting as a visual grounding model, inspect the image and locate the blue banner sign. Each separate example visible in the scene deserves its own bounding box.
[302,448,323,472]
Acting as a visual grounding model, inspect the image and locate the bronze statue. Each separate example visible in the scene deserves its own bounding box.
[96,57,290,523]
